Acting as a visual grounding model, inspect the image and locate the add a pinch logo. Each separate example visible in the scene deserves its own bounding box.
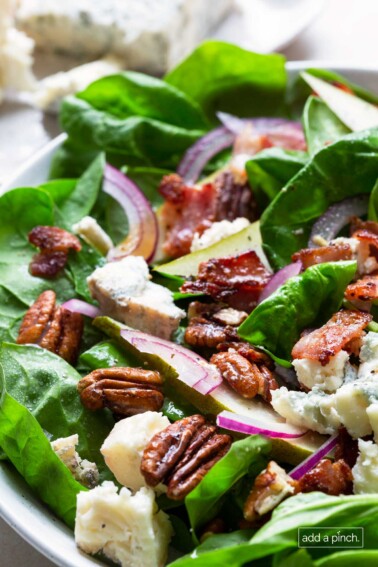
[298,527,364,549]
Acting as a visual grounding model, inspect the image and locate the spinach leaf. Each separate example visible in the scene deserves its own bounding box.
[315,550,378,566]
[50,137,99,179]
[274,549,314,567]
[260,128,378,268]
[185,436,270,537]
[0,343,114,479]
[238,261,357,364]
[303,96,350,155]
[246,148,307,208]
[0,364,85,528]
[66,242,105,302]
[165,41,287,123]
[368,178,378,221]
[60,72,208,169]
[168,492,378,567]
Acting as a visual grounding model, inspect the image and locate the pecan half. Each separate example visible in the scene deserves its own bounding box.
[296,458,353,495]
[184,317,238,349]
[210,351,260,399]
[17,291,83,364]
[78,367,164,417]
[29,225,81,278]
[244,461,296,522]
[141,415,232,499]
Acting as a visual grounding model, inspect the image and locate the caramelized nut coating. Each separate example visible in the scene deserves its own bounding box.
[78,367,164,417]
[210,351,260,399]
[29,225,81,278]
[296,458,353,496]
[185,317,238,349]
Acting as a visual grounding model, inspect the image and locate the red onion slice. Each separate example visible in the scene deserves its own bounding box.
[120,328,222,395]
[308,195,369,248]
[290,433,339,480]
[258,261,302,304]
[216,410,307,439]
[61,299,100,318]
[178,115,306,184]
[103,164,159,263]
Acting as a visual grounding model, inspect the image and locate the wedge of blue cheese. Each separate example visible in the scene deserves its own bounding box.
[17,0,234,74]
[87,256,185,340]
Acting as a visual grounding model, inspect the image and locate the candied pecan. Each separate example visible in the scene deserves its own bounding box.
[217,341,274,369]
[210,351,260,399]
[185,317,238,349]
[200,518,227,542]
[244,461,296,522]
[141,414,232,499]
[78,367,163,417]
[292,243,352,270]
[291,309,372,366]
[28,225,81,278]
[17,291,83,364]
[167,432,231,500]
[296,458,353,495]
[141,415,206,487]
[334,428,359,468]
[181,250,272,312]
[257,365,279,403]
[29,225,81,252]
[212,307,248,327]
[214,170,259,223]
[17,290,56,345]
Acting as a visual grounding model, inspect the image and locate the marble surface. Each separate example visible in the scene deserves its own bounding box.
[1,0,378,565]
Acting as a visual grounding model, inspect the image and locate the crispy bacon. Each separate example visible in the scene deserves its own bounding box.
[345,274,378,302]
[350,216,378,236]
[28,225,82,278]
[181,250,272,312]
[158,172,258,259]
[291,243,352,270]
[291,309,372,365]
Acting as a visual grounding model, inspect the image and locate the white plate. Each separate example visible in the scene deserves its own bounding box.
[1,62,378,567]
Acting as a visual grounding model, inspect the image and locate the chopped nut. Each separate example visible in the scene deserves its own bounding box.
[28,225,81,278]
[184,317,238,349]
[244,461,296,522]
[141,415,232,500]
[17,291,83,364]
[78,367,164,417]
[212,307,248,327]
[296,458,353,496]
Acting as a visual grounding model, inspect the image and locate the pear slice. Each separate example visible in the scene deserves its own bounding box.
[95,316,324,465]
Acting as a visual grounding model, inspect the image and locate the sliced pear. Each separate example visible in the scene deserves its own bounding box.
[154,221,268,278]
[94,316,324,465]
[302,72,378,132]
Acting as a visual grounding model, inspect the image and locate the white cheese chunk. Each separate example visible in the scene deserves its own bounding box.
[75,482,173,567]
[292,350,348,392]
[87,256,185,340]
[101,412,169,493]
[73,215,114,255]
[358,331,378,381]
[190,217,250,252]
[17,0,234,74]
[352,439,378,494]
[51,434,99,488]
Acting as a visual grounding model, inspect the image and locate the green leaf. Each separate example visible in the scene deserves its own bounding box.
[315,550,378,566]
[0,364,85,528]
[66,242,105,302]
[238,261,357,364]
[303,96,350,155]
[165,41,287,123]
[260,128,378,268]
[185,436,270,537]
[0,343,114,480]
[368,178,378,221]
[246,148,307,208]
[274,549,314,567]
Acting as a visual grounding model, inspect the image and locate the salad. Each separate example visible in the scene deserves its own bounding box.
[2,40,378,567]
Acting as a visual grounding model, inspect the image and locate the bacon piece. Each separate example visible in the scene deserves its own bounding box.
[158,172,258,259]
[345,274,378,302]
[350,216,378,236]
[181,250,272,312]
[296,458,353,496]
[291,243,352,270]
[291,309,372,366]
[28,225,82,278]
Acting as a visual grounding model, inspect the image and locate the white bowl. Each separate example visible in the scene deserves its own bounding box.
[1,62,378,567]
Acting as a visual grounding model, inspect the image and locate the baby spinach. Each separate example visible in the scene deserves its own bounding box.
[238,261,357,364]
[368,178,378,221]
[165,40,287,123]
[303,96,350,155]
[260,128,378,268]
[0,343,114,480]
[246,148,307,208]
[185,436,270,538]
[315,550,378,566]
[0,365,85,528]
